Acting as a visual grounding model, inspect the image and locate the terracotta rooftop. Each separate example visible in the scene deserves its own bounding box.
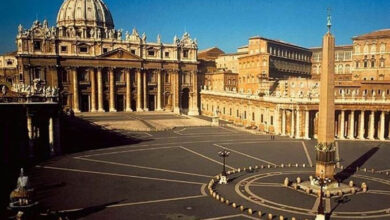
[353,29,390,40]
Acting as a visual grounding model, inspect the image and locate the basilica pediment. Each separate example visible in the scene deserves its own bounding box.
[98,48,142,60]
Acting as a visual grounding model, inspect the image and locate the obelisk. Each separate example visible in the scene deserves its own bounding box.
[315,12,336,180]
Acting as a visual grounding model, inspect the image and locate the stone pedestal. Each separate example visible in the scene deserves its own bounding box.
[211,116,220,127]
[315,149,336,180]
[315,214,326,220]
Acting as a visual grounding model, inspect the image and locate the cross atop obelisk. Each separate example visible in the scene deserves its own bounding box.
[315,9,336,180]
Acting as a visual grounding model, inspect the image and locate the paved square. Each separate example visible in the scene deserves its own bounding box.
[27,116,390,219]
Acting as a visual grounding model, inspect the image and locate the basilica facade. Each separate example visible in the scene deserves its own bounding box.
[15,0,199,115]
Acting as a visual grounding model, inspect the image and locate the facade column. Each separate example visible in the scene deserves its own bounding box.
[282,109,286,136]
[143,70,149,111]
[296,110,301,138]
[27,112,34,157]
[188,71,199,115]
[339,110,345,139]
[359,110,365,139]
[125,69,132,112]
[90,68,97,112]
[173,70,180,114]
[304,110,310,139]
[72,68,80,113]
[97,68,104,112]
[109,68,116,112]
[368,110,375,140]
[156,70,162,111]
[290,110,295,138]
[49,117,54,154]
[348,110,355,139]
[136,69,142,111]
[379,111,385,140]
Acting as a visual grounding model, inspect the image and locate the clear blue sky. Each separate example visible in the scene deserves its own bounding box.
[1,0,390,54]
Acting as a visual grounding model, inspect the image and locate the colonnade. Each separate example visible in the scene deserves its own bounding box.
[279,109,390,141]
[71,67,171,113]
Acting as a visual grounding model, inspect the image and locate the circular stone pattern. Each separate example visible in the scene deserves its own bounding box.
[211,166,390,219]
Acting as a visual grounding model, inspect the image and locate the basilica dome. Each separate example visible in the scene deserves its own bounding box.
[56,0,114,29]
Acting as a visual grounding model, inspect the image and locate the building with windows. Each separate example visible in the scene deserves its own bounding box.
[201,29,390,141]
[14,0,199,115]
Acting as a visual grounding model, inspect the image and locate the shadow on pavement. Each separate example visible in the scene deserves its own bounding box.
[61,115,146,154]
[334,146,379,182]
[41,200,125,220]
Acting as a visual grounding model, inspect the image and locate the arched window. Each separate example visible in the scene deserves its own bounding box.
[364,45,369,54]
[380,43,386,53]
[345,64,351,73]
[355,45,360,54]
[338,64,343,74]
[371,44,376,53]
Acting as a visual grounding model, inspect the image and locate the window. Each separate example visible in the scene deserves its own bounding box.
[79,46,88,53]
[165,73,169,83]
[115,71,124,82]
[223,107,225,114]
[237,110,239,117]
[230,108,232,116]
[61,46,68,53]
[364,61,368,68]
[79,71,89,81]
[380,59,385,68]
[183,49,189,58]
[380,43,386,53]
[165,52,170,57]
[103,48,108,53]
[6,60,13,66]
[356,61,359,68]
[270,116,274,125]
[244,111,247,119]
[33,41,41,51]
[371,60,375,68]
[19,73,23,81]
[131,49,136,55]
[261,114,264,123]
[148,50,155,56]
[33,68,41,79]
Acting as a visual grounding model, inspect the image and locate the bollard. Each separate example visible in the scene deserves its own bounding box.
[288,163,291,167]
[292,217,296,220]
[295,163,299,167]
[216,195,220,200]
[225,200,230,205]
[267,164,271,168]
[220,197,224,203]
[296,177,301,184]
[258,211,262,217]
[248,208,253,215]
[281,163,284,168]
[340,165,344,170]
[232,203,237,208]
[371,168,375,173]
[363,168,367,172]
[326,191,331,198]
[255,165,259,169]
[238,168,241,172]
[284,177,289,187]
[349,180,354,187]
[362,182,368,192]
[268,213,273,220]
[309,176,313,182]
[303,163,306,168]
[240,205,244,211]
[261,165,264,169]
[280,216,284,220]
[386,172,389,176]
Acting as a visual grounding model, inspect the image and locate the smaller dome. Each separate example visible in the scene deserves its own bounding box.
[56,0,114,29]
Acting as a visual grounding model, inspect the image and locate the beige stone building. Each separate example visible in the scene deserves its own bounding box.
[14,0,199,115]
[201,29,390,141]
[0,51,18,83]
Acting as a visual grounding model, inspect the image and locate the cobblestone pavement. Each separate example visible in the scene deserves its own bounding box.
[23,115,390,219]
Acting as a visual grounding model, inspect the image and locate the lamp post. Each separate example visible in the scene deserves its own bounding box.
[218,149,230,184]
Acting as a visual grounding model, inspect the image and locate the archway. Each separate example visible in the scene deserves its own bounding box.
[181,88,190,114]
